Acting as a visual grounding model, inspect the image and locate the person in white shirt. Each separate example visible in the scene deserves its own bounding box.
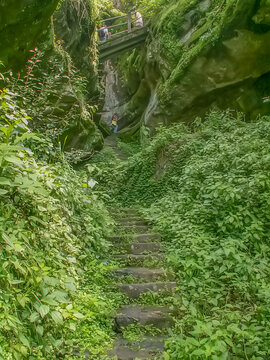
[135,11,143,27]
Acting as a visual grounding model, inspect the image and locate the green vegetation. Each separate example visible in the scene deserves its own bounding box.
[100,111,270,358]
[0,85,124,359]
[1,0,270,359]
[5,43,102,163]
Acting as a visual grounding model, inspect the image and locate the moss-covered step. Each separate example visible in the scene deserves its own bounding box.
[108,336,166,360]
[115,305,173,330]
[109,233,161,243]
[114,254,165,267]
[117,218,148,226]
[110,208,139,216]
[114,268,169,282]
[118,282,177,299]
[115,242,163,255]
[118,225,150,234]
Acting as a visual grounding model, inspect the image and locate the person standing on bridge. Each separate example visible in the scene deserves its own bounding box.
[97,24,109,43]
[97,25,106,43]
[111,113,119,134]
[135,11,143,28]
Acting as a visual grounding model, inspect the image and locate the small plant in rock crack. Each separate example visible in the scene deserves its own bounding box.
[121,324,163,342]
[132,292,176,306]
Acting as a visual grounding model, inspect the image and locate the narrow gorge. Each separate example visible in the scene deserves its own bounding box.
[0,1,270,359]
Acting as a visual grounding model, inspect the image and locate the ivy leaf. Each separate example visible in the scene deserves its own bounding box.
[69,322,76,331]
[19,334,30,348]
[52,290,69,303]
[29,312,40,323]
[73,313,85,319]
[191,349,205,355]
[0,177,11,186]
[36,325,44,336]
[36,304,50,318]
[2,233,14,247]
[4,155,24,164]
[0,188,8,195]
[51,311,63,324]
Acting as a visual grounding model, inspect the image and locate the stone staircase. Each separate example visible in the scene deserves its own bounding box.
[104,135,129,161]
[108,209,176,360]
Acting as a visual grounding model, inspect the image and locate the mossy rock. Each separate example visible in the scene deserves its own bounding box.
[253,0,270,25]
[0,0,59,70]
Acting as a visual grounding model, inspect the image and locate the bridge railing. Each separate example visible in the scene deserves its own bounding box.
[99,10,144,43]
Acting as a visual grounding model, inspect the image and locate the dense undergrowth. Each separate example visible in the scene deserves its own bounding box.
[96,111,270,359]
[0,87,123,359]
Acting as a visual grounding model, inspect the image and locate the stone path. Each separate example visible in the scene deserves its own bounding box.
[104,135,129,161]
[108,209,176,360]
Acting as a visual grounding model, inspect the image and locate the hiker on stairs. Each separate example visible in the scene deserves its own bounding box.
[111,113,119,134]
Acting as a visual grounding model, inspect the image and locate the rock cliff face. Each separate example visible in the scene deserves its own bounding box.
[50,0,103,154]
[103,0,270,136]
[0,0,103,158]
[54,0,98,99]
[0,0,59,70]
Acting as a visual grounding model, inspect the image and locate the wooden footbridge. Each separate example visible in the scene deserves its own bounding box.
[98,11,149,60]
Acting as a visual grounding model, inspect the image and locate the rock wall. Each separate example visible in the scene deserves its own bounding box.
[110,0,270,136]
[54,0,98,99]
[51,0,104,155]
[100,59,126,127]
[0,0,59,70]
[0,0,103,159]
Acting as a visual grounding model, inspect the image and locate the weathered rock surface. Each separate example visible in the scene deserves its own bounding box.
[116,242,163,255]
[54,0,98,99]
[156,29,270,126]
[109,337,165,360]
[109,233,162,243]
[119,224,150,233]
[114,253,165,266]
[118,218,148,226]
[118,281,177,298]
[115,305,173,329]
[109,208,175,359]
[114,267,168,282]
[0,0,103,157]
[100,0,270,136]
[0,0,59,69]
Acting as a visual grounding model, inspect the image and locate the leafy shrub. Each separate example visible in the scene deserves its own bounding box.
[108,110,270,358]
[5,45,101,162]
[0,88,118,359]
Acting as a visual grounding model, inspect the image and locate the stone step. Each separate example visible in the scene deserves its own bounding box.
[117,219,148,226]
[111,209,139,217]
[114,254,164,267]
[119,225,150,233]
[123,209,139,215]
[110,233,161,243]
[116,242,163,255]
[118,282,177,299]
[108,336,165,360]
[118,217,145,222]
[113,213,142,220]
[114,268,168,282]
[115,305,173,330]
